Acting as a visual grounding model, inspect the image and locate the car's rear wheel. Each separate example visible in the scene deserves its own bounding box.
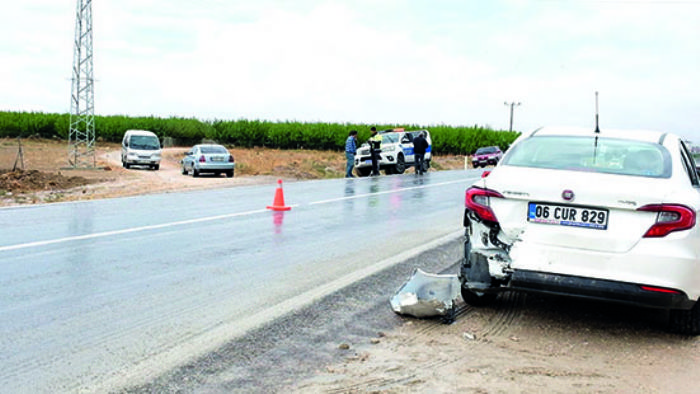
[669,302,700,335]
[181,165,187,175]
[393,154,406,174]
[192,167,199,177]
[153,164,159,171]
[357,167,371,177]
[124,162,131,169]
[226,169,234,178]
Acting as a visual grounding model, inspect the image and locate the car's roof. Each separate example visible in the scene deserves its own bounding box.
[529,126,675,144]
[125,129,156,136]
[378,128,429,134]
[194,144,226,148]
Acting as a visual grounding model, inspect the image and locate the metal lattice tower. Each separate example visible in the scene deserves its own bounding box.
[68,0,96,168]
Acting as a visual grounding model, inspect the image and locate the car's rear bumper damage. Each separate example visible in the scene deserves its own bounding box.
[391,268,460,321]
[461,209,696,311]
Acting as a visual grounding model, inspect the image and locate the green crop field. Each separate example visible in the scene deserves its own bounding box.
[0,111,520,155]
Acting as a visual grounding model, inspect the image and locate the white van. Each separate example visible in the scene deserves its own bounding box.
[121,129,162,170]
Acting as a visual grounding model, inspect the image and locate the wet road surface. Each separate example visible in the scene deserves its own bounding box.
[0,170,482,393]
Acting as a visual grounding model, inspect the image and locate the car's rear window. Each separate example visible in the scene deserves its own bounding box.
[502,136,672,178]
[476,146,497,154]
[200,146,228,154]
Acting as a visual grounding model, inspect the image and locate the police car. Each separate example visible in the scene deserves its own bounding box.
[354,128,432,176]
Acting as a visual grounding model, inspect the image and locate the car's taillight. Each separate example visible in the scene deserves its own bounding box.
[199,155,206,163]
[228,155,234,163]
[640,285,682,294]
[637,204,696,238]
[465,186,503,222]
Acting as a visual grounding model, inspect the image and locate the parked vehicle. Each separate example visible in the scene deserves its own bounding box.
[354,128,432,176]
[121,130,161,170]
[181,144,235,178]
[471,146,502,168]
[461,126,700,334]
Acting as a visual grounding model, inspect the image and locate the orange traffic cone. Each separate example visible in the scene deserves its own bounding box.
[267,179,291,211]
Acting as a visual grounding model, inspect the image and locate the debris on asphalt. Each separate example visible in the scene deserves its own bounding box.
[390,268,460,321]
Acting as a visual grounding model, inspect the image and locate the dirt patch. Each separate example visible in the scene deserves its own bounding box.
[0,169,97,193]
[291,293,700,393]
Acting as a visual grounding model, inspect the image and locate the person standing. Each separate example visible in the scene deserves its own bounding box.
[345,130,358,178]
[412,131,429,175]
[368,127,382,176]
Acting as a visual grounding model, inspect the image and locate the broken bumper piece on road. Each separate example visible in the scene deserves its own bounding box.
[390,268,460,322]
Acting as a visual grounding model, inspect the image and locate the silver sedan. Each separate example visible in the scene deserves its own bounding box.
[181,144,235,178]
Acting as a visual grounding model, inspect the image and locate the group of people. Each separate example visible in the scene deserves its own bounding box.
[344,127,429,178]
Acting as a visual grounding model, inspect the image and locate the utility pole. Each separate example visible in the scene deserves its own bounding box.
[504,101,521,133]
[68,0,96,168]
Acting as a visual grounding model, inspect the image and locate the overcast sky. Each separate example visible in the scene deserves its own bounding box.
[1,0,699,140]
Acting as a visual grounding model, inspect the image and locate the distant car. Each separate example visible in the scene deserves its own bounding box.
[181,144,235,178]
[354,128,432,176]
[471,146,502,168]
[461,126,700,335]
[121,129,161,170]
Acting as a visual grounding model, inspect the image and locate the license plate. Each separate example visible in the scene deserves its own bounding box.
[364,160,372,165]
[527,202,608,230]
[212,157,224,162]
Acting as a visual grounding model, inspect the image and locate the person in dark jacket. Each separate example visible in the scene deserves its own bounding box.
[412,132,429,175]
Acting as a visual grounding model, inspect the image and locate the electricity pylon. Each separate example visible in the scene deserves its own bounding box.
[68,0,96,168]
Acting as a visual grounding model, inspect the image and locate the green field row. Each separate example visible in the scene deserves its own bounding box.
[0,111,520,155]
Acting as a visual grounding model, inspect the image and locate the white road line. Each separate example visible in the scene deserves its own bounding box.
[0,209,270,253]
[1,178,471,252]
[309,179,466,205]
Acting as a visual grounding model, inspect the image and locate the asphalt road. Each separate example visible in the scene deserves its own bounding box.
[0,169,482,393]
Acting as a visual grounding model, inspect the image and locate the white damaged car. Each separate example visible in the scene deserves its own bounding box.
[460,126,700,334]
